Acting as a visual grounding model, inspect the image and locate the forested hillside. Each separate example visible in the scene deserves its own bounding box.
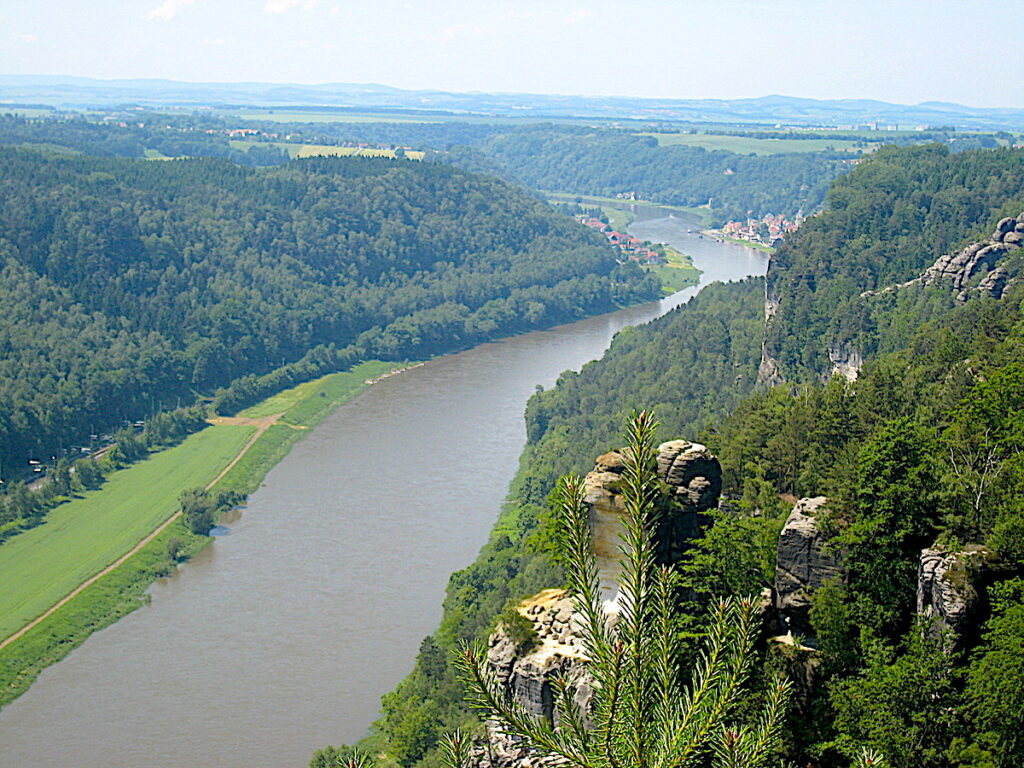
[763,144,1024,380]
[0,148,657,467]
[359,145,1024,768]
[472,125,851,224]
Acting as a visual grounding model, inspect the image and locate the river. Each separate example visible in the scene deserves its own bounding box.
[0,206,767,768]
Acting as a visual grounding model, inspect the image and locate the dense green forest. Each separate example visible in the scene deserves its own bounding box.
[471,125,852,224]
[0,147,657,474]
[360,145,1024,768]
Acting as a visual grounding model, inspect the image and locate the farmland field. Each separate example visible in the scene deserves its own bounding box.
[0,424,255,641]
[638,131,864,155]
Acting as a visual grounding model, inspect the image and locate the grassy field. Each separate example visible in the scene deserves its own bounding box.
[237,360,399,420]
[602,205,634,231]
[646,245,700,295]
[0,108,55,118]
[0,425,255,641]
[638,132,864,155]
[218,109,534,126]
[0,359,411,707]
[226,110,444,124]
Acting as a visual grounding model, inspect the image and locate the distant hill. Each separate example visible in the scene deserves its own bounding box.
[3,75,1024,130]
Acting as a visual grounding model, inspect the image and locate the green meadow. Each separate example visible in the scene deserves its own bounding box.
[0,424,255,641]
[238,360,400,421]
[638,131,864,155]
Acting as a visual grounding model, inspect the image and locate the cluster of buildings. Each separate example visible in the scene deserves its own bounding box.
[717,211,805,247]
[576,216,666,264]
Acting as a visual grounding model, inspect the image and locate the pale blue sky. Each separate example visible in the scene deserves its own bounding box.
[1,0,1020,107]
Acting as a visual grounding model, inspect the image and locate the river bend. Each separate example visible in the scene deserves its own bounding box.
[0,206,767,768]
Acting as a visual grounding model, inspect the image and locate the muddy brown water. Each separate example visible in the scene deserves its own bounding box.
[0,207,767,768]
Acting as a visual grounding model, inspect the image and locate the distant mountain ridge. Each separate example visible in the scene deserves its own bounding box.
[2,75,1024,130]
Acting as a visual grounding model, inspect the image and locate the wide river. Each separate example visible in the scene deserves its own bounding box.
[0,207,767,768]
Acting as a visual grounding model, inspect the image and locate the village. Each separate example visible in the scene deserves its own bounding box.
[712,211,805,247]
[575,214,668,265]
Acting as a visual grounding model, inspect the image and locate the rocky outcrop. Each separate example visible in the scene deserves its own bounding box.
[774,497,843,635]
[828,343,864,382]
[920,240,1015,297]
[657,439,723,514]
[757,264,785,387]
[585,440,722,607]
[864,212,1024,302]
[915,545,1013,644]
[487,589,591,720]
[480,589,593,768]
[757,352,785,387]
[977,265,1011,298]
[480,441,723,767]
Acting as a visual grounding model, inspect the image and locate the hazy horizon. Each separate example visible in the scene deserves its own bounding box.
[2,0,1022,109]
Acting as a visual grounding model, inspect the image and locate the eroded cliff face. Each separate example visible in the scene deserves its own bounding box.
[916,544,1015,647]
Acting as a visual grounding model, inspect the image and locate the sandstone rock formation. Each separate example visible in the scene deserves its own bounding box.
[774,497,843,635]
[480,441,723,768]
[480,589,592,768]
[915,544,1011,644]
[584,440,722,607]
[860,211,1024,303]
[828,343,864,382]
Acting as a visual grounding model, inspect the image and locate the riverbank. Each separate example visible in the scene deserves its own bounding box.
[646,244,700,295]
[0,360,406,710]
[701,228,776,252]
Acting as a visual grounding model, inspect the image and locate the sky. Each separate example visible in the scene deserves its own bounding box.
[1,0,1021,108]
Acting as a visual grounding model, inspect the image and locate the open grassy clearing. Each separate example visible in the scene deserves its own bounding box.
[601,205,634,231]
[638,131,864,155]
[647,264,697,295]
[0,425,255,641]
[645,245,700,295]
[0,513,207,708]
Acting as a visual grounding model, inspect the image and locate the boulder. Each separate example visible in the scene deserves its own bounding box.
[978,266,1010,299]
[1004,231,1023,246]
[995,216,1017,236]
[774,497,843,634]
[657,440,722,512]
